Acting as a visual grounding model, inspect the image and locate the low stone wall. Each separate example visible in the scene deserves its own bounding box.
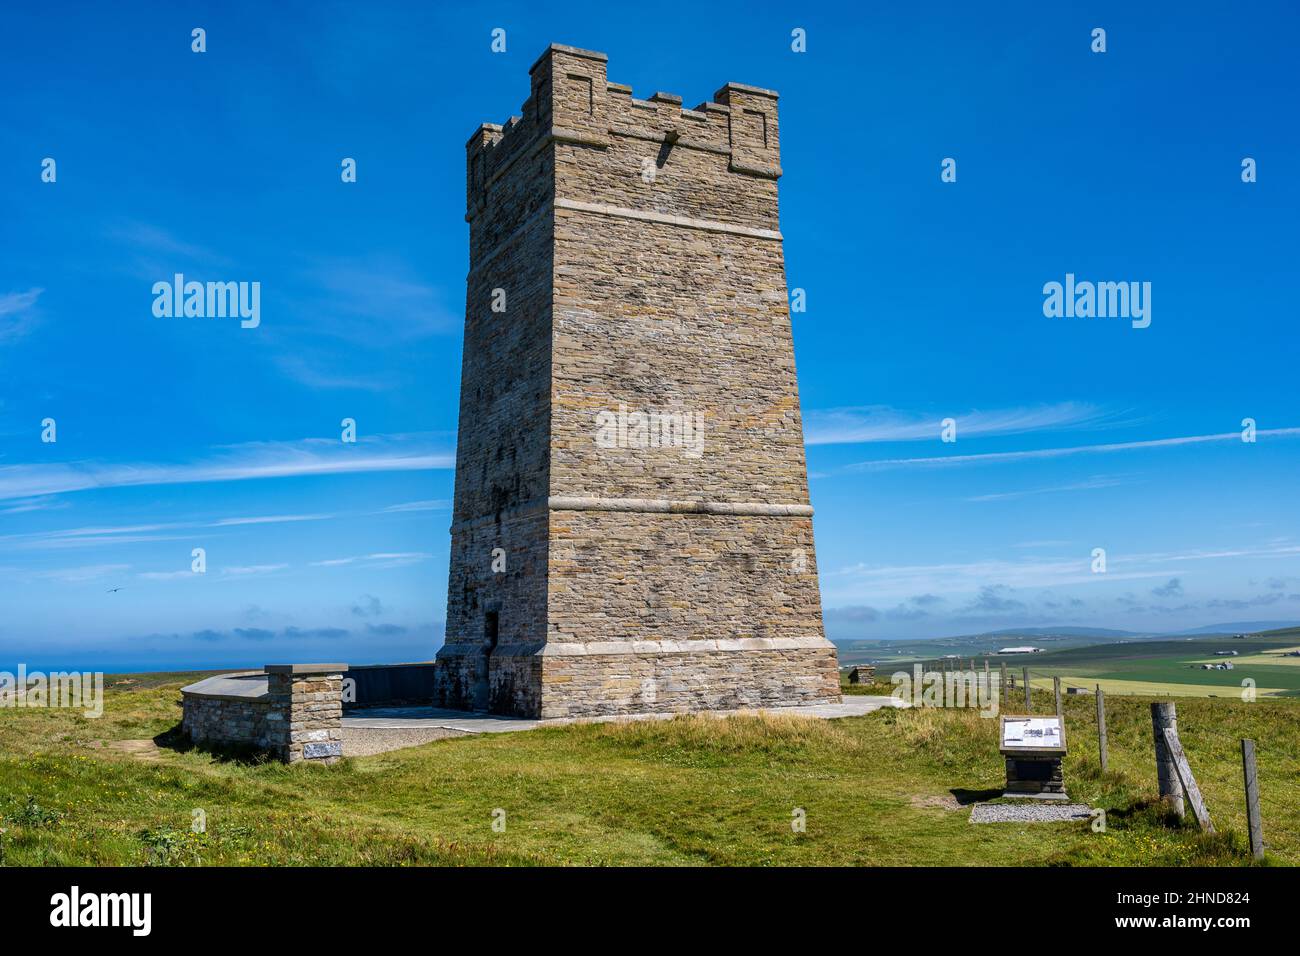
[182,686,272,749]
[181,664,347,762]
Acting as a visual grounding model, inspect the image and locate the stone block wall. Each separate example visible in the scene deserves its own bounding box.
[181,693,271,749]
[264,665,346,762]
[181,664,347,763]
[536,645,840,719]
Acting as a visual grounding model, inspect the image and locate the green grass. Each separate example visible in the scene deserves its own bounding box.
[0,676,1295,866]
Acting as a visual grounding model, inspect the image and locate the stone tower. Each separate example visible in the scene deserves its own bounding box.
[433,44,840,718]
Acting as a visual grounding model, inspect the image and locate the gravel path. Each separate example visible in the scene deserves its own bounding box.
[343,726,470,757]
[969,802,1095,824]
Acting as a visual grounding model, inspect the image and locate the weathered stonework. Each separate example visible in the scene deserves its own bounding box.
[181,683,272,749]
[435,44,839,718]
[181,664,347,762]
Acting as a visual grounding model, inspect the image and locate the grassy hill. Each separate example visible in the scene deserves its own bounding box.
[0,674,1295,866]
[857,627,1300,699]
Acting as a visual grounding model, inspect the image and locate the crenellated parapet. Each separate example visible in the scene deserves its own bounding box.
[465,44,782,223]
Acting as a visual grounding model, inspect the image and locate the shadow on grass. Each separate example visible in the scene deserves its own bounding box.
[950,788,1003,806]
[153,724,275,766]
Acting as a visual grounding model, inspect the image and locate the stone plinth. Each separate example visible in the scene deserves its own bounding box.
[264,664,348,762]
[1003,755,1068,800]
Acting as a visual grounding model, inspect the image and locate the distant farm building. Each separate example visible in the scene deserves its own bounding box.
[1200,662,1235,670]
[997,646,1044,655]
[1215,650,1240,656]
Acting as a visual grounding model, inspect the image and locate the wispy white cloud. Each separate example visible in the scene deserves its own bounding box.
[19,533,191,550]
[212,513,335,527]
[964,475,1127,502]
[826,555,1171,603]
[221,564,289,576]
[0,433,453,502]
[34,563,131,583]
[310,551,432,568]
[805,402,1123,446]
[109,221,229,264]
[0,287,44,342]
[848,427,1300,471]
[825,540,1300,606]
[138,569,199,581]
[379,499,448,513]
[299,258,457,342]
[0,496,68,515]
[0,515,336,551]
[272,354,395,392]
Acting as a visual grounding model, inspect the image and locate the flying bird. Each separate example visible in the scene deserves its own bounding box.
[106,587,125,593]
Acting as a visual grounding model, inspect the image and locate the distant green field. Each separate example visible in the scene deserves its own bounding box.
[872,628,1300,699]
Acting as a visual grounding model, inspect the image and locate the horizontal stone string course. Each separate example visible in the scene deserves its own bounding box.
[468,197,784,280]
[547,495,813,516]
[439,636,831,657]
[554,199,784,240]
[447,496,814,534]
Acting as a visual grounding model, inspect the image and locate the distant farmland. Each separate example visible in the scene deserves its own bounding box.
[861,628,1300,699]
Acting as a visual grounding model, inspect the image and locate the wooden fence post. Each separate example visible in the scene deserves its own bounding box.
[984,659,990,696]
[1096,686,1108,773]
[1053,676,1062,717]
[1151,702,1185,819]
[1023,667,1031,712]
[1241,739,1265,860]
[1162,728,1214,831]
[1000,662,1008,708]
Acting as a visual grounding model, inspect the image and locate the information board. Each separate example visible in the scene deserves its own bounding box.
[1001,717,1063,749]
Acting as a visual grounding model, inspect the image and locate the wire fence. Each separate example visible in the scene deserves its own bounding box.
[886,659,1168,701]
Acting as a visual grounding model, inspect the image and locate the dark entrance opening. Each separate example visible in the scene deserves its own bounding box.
[473,610,500,711]
[1012,759,1052,782]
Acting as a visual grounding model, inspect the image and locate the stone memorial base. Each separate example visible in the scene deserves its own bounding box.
[1002,754,1068,800]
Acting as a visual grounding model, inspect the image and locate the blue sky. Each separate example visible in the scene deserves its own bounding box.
[2,1,1298,670]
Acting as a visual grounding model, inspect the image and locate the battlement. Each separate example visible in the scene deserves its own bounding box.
[466,43,782,221]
